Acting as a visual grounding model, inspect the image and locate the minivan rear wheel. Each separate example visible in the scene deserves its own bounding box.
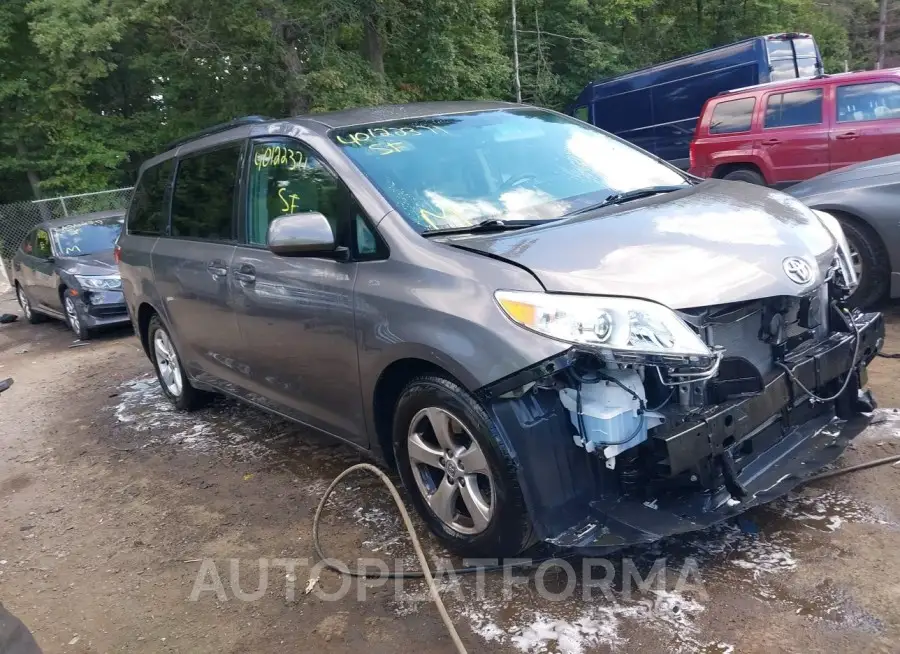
[392,375,534,558]
[147,315,210,410]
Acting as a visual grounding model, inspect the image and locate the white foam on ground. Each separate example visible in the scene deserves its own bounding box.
[456,590,719,654]
[112,375,272,459]
[775,488,894,532]
[111,376,895,653]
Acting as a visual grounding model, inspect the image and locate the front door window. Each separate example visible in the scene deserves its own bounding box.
[246,140,346,247]
[33,229,52,258]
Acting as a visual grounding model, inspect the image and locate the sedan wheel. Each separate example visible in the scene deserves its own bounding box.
[153,328,183,398]
[64,295,89,340]
[16,286,41,325]
[835,216,890,309]
[847,240,863,281]
[407,407,495,535]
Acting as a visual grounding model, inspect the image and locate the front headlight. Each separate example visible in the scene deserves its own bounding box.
[75,274,122,291]
[813,210,858,291]
[495,290,711,361]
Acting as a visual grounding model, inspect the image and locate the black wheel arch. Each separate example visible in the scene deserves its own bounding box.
[370,356,471,468]
[136,301,162,358]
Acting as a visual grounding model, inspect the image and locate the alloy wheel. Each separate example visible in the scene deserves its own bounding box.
[153,329,183,397]
[407,407,495,535]
[17,286,31,320]
[64,296,81,336]
[847,240,863,280]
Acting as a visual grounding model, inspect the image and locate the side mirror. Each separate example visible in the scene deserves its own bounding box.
[267,212,337,257]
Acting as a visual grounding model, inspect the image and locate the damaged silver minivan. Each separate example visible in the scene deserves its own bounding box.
[118,102,884,557]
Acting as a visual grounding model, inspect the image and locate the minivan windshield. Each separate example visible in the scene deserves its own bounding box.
[51,217,124,257]
[332,109,688,232]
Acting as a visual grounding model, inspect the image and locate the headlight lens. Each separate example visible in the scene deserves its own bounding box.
[75,274,122,291]
[495,291,711,358]
[813,210,858,290]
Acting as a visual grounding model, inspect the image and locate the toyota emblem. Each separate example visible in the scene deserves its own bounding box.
[783,257,813,285]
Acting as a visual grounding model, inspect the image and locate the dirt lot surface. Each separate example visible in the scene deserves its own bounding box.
[1,290,900,654]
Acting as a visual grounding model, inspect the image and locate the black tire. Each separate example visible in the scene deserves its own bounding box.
[15,283,43,325]
[62,292,91,340]
[836,215,890,309]
[147,314,210,410]
[392,375,534,558]
[722,167,766,185]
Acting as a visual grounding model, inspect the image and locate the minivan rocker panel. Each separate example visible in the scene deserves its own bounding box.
[118,103,882,558]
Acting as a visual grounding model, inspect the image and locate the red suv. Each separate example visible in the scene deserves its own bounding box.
[689,69,900,187]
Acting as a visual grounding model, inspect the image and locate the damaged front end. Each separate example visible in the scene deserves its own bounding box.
[480,258,884,553]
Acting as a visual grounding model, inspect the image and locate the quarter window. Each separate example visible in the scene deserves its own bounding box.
[128,159,173,236]
[709,98,756,134]
[171,146,241,240]
[837,81,900,123]
[246,140,346,247]
[764,89,823,128]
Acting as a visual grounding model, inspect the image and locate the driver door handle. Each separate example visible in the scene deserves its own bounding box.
[836,131,858,140]
[761,138,781,146]
[233,264,256,284]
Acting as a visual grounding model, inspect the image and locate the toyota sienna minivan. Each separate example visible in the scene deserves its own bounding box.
[118,102,883,557]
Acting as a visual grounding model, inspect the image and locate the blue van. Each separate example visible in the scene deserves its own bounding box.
[571,33,823,168]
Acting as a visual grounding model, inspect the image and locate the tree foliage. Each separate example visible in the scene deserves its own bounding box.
[0,0,884,202]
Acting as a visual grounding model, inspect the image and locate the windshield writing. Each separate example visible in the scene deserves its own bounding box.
[52,219,123,256]
[331,109,686,232]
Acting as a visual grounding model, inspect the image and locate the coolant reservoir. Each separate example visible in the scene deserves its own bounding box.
[559,368,663,459]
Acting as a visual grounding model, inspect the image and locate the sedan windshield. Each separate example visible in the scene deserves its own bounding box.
[51,218,123,256]
[331,108,688,232]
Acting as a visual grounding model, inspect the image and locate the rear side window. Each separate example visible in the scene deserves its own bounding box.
[709,98,756,134]
[128,159,173,236]
[764,89,823,128]
[837,81,900,122]
[171,145,241,241]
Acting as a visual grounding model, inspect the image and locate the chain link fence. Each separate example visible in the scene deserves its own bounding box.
[0,187,133,293]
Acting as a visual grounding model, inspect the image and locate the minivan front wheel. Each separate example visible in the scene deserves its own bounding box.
[147,315,209,410]
[393,375,534,558]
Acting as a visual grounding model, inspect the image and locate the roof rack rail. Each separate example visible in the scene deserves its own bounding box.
[164,115,272,151]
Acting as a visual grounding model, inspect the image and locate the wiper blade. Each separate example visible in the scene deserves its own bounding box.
[422,218,545,237]
[566,185,689,217]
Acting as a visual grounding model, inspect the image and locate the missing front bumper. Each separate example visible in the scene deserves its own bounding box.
[483,311,884,552]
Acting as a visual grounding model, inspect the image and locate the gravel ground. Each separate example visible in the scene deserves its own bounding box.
[1,290,899,654]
